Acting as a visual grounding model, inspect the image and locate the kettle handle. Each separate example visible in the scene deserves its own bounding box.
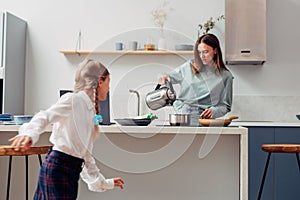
[166,80,175,94]
[154,84,161,90]
[154,81,175,93]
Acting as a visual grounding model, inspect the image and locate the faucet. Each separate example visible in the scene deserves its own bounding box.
[129,89,140,116]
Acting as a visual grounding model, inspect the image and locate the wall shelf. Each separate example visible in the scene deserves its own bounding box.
[59,50,194,55]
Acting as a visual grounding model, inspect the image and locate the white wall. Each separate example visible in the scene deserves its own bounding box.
[1,0,300,121]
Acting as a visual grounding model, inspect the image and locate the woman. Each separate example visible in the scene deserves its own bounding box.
[9,59,124,199]
[159,33,233,126]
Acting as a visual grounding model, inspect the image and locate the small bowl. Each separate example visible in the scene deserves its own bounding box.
[175,44,193,51]
[296,114,300,120]
[14,115,33,125]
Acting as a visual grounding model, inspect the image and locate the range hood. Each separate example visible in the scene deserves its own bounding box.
[225,0,266,65]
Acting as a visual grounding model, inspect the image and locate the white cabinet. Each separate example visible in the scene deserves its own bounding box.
[0,12,27,114]
[225,0,266,65]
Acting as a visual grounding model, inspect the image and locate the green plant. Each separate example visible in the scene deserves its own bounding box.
[198,15,225,37]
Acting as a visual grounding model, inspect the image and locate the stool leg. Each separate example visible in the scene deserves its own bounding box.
[257,152,272,200]
[25,155,28,200]
[296,153,300,172]
[6,155,12,200]
[38,154,42,166]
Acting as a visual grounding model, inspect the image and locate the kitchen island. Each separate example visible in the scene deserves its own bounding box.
[0,125,247,200]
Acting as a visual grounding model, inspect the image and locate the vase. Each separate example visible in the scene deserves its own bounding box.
[158,36,167,50]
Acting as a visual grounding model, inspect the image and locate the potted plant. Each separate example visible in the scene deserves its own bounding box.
[198,15,225,38]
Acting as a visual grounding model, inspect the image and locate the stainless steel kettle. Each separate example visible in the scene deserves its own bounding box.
[145,81,176,110]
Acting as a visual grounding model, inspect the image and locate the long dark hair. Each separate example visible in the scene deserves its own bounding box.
[193,33,228,74]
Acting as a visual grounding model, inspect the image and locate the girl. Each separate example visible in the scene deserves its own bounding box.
[9,59,124,199]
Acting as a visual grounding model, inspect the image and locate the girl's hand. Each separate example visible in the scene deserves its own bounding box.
[114,177,125,189]
[8,135,32,152]
[200,109,213,119]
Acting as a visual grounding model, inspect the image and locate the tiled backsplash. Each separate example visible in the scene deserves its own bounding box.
[111,94,300,122]
[229,95,300,122]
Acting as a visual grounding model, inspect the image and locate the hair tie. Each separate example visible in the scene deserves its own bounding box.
[94,115,103,125]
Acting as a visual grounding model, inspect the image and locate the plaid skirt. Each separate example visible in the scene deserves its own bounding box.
[34,149,84,200]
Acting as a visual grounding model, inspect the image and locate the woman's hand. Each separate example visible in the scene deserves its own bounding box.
[114,177,125,189]
[8,135,32,152]
[200,109,213,119]
[158,74,170,85]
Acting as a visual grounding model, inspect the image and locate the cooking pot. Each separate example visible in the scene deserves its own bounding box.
[199,116,239,127]
[145,81,176,110]
[169,114,191,126]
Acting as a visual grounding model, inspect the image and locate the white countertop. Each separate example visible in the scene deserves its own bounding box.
[1,120,300,133]
[99,124,248,136]
[0,124,247,135]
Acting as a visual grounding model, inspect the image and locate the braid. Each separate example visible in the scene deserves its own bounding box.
[94,87,100,115]
[93,86,100,140]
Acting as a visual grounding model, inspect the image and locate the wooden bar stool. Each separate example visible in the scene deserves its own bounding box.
[0,145,52,200]
[257,144,300,200]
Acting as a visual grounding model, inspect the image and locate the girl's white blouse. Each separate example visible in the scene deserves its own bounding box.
[18,91,114,192]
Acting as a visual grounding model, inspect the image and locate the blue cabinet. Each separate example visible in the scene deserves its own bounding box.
[248,126,300,200]
[248,127,275,200]
[274,128,300,200]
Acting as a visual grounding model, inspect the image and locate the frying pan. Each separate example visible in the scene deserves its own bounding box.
[199,116,239,127]
[114,118,152,126]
